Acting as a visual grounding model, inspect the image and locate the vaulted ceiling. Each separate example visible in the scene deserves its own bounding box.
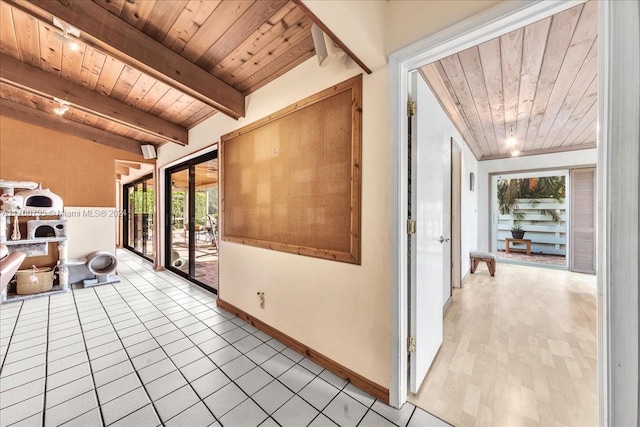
[421,0,597,160]
[0,0,366,155]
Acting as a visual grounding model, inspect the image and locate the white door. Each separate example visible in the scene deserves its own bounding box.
[409,71,448,393]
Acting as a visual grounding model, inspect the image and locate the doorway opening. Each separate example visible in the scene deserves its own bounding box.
[165,151,219,293]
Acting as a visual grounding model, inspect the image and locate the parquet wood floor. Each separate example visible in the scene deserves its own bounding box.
[409,263,597,426]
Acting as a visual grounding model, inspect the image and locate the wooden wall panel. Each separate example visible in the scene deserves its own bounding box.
[0,115,151,207]
[221,75,362,264]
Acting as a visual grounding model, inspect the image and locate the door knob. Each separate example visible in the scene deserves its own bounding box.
[439,236,450,244]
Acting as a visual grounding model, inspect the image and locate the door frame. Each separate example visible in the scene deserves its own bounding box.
[389,0,587,408]
[164,150,218,294]
[390,1,640,424]
[450,141,462,291]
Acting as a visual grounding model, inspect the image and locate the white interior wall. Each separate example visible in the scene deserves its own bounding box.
[459,140,479,278]
[476,149,597,251]
[65,208,117,259]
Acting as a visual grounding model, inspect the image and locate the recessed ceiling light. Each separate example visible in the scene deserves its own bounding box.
[511,150,520,157]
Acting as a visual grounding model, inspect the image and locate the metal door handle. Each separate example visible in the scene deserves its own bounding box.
[439,236,450,244]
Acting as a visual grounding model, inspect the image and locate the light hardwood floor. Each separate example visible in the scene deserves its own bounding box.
[409,262,597,427]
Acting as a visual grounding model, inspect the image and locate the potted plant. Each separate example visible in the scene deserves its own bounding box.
[511,221,525,239]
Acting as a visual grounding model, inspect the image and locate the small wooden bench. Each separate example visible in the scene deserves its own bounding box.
[470,251,496,277]
[505,238,531,255]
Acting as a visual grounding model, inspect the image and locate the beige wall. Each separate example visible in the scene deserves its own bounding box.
[159,58,391,387]
[304,0,387,70]
[303,0,501,64]
[386,0,503,54]
[158,0,504,390]
[0,115,149,207]
[0,116,150,266]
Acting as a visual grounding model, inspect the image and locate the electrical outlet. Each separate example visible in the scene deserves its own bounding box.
[257,292,265,309]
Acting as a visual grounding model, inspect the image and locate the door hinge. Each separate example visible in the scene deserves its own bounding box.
[407,218,416,235]
[407,100,416,117]
[407,336,416,352]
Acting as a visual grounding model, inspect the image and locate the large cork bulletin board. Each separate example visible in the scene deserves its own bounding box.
[220,75,362,264]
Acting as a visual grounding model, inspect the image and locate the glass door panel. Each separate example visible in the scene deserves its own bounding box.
[123,174,155,262]
[133,183,144,252]
[194,159,218,288]
[168,168,190,273]
[492,171,568,268]
[143,177,155,259]
[127,186,135,250]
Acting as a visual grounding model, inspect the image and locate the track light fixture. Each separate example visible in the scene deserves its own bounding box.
[506,126,516,146]
[505,126,521,156]
[52,17,80,52]
[52,97,70,116]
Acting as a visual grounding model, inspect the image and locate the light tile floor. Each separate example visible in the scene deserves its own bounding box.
[0,251,448,427]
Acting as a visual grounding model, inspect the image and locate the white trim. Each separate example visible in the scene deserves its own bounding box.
[492,169,569,180]
[391,1,586,69]
[388,0,598,411]
[388,54,407,408]
[158,143,218,170]
[598,1,639,425]
[597,4,610,425]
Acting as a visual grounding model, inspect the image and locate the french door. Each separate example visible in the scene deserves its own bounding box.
[123,174,155,261]
[165,151,219,293]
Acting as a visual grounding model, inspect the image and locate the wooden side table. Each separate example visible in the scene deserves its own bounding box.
[505,238,531,255]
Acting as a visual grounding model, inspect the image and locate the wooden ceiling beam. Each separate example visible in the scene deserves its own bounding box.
[15,0,245,119]
[116,165,131,176]
[0,54,188,146]
[116,161,142,170]
[1,98,143,155]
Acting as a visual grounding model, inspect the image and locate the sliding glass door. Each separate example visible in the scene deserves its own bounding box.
[165,151,218,293]
[491,170,568,268]
[123,174,155,261]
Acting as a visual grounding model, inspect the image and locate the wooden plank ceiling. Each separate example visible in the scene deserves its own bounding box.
[0,0,328,154]
[421,0,597,160]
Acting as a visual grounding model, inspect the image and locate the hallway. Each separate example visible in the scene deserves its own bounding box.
[409,263,597,426]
